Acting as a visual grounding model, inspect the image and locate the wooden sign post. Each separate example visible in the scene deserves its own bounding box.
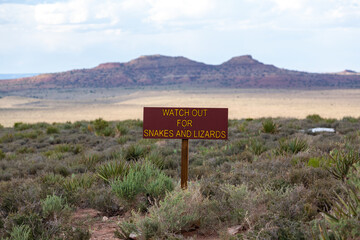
[143,107,228,189]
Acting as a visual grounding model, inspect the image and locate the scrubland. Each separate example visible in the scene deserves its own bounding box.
[0,115,359,239]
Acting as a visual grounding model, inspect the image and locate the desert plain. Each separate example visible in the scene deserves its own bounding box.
[1,87,360,127]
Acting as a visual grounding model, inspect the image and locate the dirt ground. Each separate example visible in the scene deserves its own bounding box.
[1,88,360,127]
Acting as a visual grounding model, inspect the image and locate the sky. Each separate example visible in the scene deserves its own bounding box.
[0,0,359,74]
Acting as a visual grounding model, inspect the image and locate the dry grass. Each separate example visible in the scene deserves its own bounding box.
[1,88,360,127]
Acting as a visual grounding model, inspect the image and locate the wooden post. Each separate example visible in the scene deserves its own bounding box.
[181,139,189,189]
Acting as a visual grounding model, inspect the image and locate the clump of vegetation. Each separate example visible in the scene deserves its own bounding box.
[276,137,308,155]
[13,122,32,131]
[97,160,130,182]
[306,114,324,123]
[0,149,5,160]
[46,125,59,134]
[91,118,114,136]
[262,118,277,133]
[326,149,359,181]
[41,194,70,218]
[116,182,206,239]
[124,144,147,161]
[111,161,174,203]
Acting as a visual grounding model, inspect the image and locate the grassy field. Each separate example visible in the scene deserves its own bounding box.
[0,115,359,239]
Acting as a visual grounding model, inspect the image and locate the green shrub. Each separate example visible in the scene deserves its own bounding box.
[97,160,130,182]
[117,135,130,144]
[248,138,267,155]
[0,133,14,143]
[63,173,95,192]
[0,149,5,160]
[0,123,4,130]
[111,162,173,201]
[262,118,277,133]
[46,126,59,134]
[146,150,164,169]
[101,126,114,137]
[276,138,308,155]
[6,224,31,240]
[123,182,206,238]
[342,116,358,123]
[116,122,129,135]
[41,194,69,218]
[306,114,323,123]
[124,144,147,161]
[308,157,321,168]
[13,122,32,131]
[55,144,83,154]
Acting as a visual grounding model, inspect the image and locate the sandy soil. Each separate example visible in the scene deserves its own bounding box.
[1,88,360,127]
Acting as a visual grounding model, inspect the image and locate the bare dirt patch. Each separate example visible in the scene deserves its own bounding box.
[71,208,123,240]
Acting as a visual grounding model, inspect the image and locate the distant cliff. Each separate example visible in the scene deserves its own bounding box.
[1,54,360,91]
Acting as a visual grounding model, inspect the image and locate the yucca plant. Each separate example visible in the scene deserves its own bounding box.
[262,118,277,133]
[124,144,147,161]
[318,186,360,240]
[326,149,359,182]
[248,138,267,156]
[96,160,130,182]
[276,138,308,155]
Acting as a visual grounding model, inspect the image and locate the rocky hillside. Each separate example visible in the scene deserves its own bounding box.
[1,54,360,91]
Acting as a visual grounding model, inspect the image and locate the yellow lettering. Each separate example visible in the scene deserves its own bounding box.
[162,109,170,116]
[205,131,210,138]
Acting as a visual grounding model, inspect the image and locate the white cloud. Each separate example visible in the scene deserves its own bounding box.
[146,0,216,23]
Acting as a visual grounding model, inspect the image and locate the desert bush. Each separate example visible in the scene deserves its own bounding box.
[342,116,358,123]
[91,118,115,136]
[276,138,308,155]
[96,160,129,182]
[248,138,267,155]
[81,154,100,171]
[146,150,164,169]
[306,114,324,123]
[92,118,109,131]
[41,194,70,219]
[5,224,31,240]
[0,149,5,160]
[63,173,95,192]
[116,122,129,135]
[124,144,147,161]
[0,133,14,143]
[13,122,32,131]
[262,118,277,133]
[119,182,208,239]
[111,161,173,202]
[46,126,59,134]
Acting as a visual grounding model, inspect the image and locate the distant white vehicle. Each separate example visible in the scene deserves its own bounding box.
[309,127,335,133]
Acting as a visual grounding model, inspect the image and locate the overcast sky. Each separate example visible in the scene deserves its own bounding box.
[0,0,359,74]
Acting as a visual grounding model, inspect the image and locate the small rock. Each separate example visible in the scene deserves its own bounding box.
[227,225,242,235]
[129,232,138,239]
[102,216,108,222]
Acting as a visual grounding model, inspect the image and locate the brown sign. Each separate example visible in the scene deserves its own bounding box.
[143,107,228,140]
